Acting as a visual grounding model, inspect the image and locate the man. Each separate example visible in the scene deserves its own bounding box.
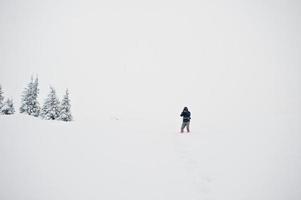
[180,107,191,133]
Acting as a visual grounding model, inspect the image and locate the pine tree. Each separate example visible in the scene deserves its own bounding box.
[40,87,60,120]
[20,76,33,113]
[0,85,4,109]
[1,98,15,115]
[59,89,73,122]
[20,76,40,116]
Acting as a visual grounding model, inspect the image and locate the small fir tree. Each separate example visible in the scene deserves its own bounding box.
[40,87,60,120]
[1,98,15,115]
[58,89,73,122]
[20,76,40,116]
[0,85,4,109]
[20,76,33,113]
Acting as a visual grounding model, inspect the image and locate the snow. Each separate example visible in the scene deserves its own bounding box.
[1,113,301,200]
[0,115,196,200]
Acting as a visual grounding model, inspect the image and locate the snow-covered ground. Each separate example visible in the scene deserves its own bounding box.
[1,113,301,200]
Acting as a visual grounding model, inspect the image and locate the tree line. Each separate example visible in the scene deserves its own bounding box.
[0,76,72,122]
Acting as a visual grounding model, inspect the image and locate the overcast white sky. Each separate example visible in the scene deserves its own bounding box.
[0,0,301,124]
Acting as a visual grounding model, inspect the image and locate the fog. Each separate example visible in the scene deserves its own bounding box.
[1,0,299,121]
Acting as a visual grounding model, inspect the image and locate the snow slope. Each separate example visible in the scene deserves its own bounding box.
[1,113,301,200]
[0,115,198,200]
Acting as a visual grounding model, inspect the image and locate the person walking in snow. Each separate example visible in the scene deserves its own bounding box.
[180,107,191,133]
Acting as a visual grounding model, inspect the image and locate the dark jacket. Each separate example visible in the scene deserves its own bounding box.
[181,111,191,122]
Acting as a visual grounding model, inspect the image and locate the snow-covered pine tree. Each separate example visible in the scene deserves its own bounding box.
[31,77,40,116]
[40,86,60,120]
[20,76,33,113]
[58,89,73,122]
[1,98,15,115]
[0,85,4,109]
[20,76,40,116]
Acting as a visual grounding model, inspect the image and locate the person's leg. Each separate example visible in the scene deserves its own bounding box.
[186,122,190,132]
[181,122,186,133]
